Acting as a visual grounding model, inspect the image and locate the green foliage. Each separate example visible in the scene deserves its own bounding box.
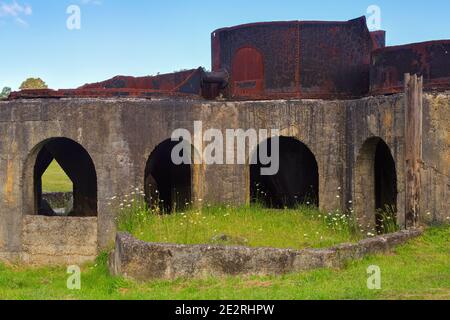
[41,160,73,193]
[19,77,48,90]
[0,87,11,99]
[114,191,361,250]
[0,226,448,299]
[377,205,400,234]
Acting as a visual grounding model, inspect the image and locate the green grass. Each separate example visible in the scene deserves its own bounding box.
[0,225,448,300]
[41,160,73,193]
[118,204,361,250]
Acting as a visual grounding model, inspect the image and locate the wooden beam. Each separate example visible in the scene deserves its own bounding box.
[404,74,423,228]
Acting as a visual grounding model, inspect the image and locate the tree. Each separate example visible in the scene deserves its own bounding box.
[19,78,48,90]
[0,87,11,99]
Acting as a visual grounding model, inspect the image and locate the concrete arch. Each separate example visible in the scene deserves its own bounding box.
[22,137,98,217]
[354,136,398,233]
[249,136,319,208]
[144,138,200,213]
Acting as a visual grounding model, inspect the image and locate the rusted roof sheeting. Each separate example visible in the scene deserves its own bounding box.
[370,40,450,95]
[211,16,375,100]
[9,68,206,100]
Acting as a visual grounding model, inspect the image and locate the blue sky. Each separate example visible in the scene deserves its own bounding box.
[1,0,450,90]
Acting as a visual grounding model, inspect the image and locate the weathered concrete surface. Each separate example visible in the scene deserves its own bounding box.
[21,216,97,265]
[109,229,423,281]
[0,92,448,264]
[421,93,450,224]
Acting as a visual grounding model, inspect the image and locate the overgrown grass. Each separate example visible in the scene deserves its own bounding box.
[41,160,72,193]
[0,225,448,300]
[115,192,362,249]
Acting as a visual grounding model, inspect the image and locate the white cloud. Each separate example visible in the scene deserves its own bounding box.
[0,1,32,26]
[80,0,102,5]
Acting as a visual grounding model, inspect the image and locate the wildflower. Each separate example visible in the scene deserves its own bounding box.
[110,196,117,200]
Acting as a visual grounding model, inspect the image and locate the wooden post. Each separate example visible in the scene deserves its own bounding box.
[404,74,423,228]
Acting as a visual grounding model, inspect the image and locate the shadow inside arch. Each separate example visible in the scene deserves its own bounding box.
[250,136,319,209]
[23,137,98,217]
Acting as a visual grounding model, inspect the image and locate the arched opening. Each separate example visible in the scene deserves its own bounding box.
[231,46,264,97]
[250,136,319,208]
[32,138,97,217]
[355,137,397,234]
[144,139,192,213]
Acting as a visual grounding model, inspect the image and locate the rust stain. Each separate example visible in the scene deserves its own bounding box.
[383,111,393,128]
[4,160,15,203]
[192,162,205,209]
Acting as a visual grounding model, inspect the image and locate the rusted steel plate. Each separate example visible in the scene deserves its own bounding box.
[211,16,375,100]
[231,47,265,97]
[370,40,450,95]
[10,68,207,100]
[370,30,386,50]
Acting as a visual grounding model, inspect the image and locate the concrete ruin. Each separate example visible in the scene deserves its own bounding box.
[0,16,449,265]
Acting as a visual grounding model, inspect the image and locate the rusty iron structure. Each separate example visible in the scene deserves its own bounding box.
[370,40,450,95]
[8,16,450,101]
[212,17,377,99]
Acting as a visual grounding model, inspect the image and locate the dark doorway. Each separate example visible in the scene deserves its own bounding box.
[250,137,319,208]
[33,138,97,217]
[144,139,192,213]
[374,140,398,233]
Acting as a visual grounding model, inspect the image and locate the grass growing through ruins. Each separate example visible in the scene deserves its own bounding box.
[41,160,73,193]
[115,193,362,250]
[0,225,448,300]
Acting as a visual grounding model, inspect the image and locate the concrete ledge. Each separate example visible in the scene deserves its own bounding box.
[21,215,98,266]
[0,252,21,264]
[109,229,423,281]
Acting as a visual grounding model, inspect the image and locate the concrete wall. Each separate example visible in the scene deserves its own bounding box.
[110,229,423,281]
[0,92,448,263]
[22,216,97,265]
[421,93,450,224]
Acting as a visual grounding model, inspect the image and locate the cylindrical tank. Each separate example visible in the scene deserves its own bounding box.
[211,16,376,100]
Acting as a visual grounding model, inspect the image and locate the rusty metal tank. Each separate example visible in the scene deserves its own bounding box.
[211,16,379,100]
